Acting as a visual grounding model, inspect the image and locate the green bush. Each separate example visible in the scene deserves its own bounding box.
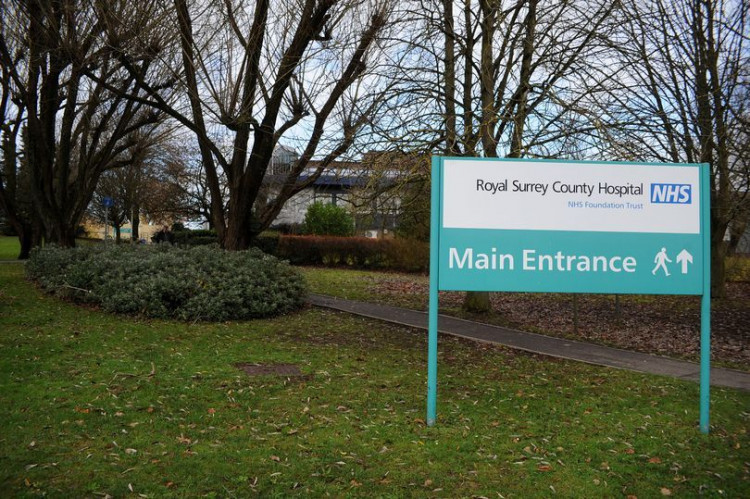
[26,244,306,321]
[277,235,428,272]
[303,202,354,236]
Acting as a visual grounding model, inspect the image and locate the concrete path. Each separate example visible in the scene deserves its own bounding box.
[309,294,750,392]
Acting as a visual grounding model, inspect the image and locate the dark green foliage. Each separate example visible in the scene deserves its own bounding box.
[156,228,278,253]
[26,244,306,321]
[172,228,218,246]
[277,235,428,272]
[151,228,176,244]
[303,202,355,236]
[251,232,281,255]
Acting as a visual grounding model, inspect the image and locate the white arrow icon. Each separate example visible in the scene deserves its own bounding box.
[676,249,693,274]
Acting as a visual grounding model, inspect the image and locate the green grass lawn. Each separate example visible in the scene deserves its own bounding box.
[1,264,748,497]
[0,235,20,260]
[0,236,104,261]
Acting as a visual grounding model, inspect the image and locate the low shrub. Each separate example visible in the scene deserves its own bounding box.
[277,235,428,272]
[26,244,306,321]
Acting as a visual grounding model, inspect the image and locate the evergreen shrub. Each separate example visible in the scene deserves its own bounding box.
[303,202,354,236]
[26,244,306,321]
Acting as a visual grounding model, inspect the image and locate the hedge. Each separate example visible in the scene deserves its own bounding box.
[276,235,428,273]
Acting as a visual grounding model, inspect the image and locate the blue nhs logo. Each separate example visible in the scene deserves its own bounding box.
[650,183,692,204]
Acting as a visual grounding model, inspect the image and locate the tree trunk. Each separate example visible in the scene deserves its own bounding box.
[463,291,491,313]
[131,204,140,241]
[18,224,34,260]
[41,212,78,247]
[223,193,254,251]
[710,214,728,298]
[442,0,458,154]
[7,215,41,260]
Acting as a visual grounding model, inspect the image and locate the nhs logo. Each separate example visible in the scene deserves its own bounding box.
[650,183,692,204]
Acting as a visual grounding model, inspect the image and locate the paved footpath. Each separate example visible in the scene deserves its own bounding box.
[309,294,750,392]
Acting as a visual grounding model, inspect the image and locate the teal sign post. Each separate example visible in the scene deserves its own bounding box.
[428,157,712,433]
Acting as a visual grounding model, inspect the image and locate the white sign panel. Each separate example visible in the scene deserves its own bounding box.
[442,160,700,234]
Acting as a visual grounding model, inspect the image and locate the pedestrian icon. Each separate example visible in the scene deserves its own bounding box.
[652,247,672,276]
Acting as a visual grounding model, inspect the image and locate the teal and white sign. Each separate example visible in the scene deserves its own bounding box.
[438,159,705,295]
[427,157,712,433]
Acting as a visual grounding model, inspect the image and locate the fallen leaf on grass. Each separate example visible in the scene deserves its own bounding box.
[537,464,552,472]
[649,457,662,464]
[660,487,672,496]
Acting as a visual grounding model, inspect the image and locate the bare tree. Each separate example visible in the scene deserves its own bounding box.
[381,0,618,311]
[116,0,395,250]
[601,0,749,297]
[87,131,190,241]
[0,0,169,250]
[0,0,40,258]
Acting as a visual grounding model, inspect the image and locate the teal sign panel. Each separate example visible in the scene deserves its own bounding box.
[439,229,703,295]
[435,158,707,295]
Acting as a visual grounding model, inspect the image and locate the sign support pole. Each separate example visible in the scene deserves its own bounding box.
[700,292,710,433]
[699,163,711,434]
[427,157,441,426]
